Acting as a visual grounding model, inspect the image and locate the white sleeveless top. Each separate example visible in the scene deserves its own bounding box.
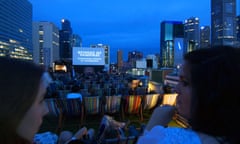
[137,126,201,144]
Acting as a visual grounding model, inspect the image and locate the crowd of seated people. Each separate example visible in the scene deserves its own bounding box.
[46,71,153,99]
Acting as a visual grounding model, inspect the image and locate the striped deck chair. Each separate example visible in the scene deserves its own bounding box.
[104,95,122,114]
[45,98,61,117]
[174,113,190,128]
[83,96,101,122]
[143,94,160,110]
[57,98,84,130]
[162,93,178,106]
[44,98,62,133]
[122,95,143,121]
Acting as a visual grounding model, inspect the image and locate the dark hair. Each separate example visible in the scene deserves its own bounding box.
[71,84,80,92]
[0,57,45,143]
[184,46,240,143]
[163,85,172,94]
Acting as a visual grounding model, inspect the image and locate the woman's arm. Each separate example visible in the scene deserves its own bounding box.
[145,105,176,131]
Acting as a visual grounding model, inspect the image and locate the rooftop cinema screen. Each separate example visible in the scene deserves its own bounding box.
[72,47,105,65]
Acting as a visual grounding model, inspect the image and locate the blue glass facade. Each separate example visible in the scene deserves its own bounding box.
[184,17,200,53]
[0,0,32,60]
[160,21,184,68]
[211,0,237,47]
[59,19,72,60]
[200,26,211,48]
[237,16,240,46]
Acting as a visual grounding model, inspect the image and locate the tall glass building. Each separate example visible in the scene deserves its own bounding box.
[160,21,184,68]
[200,26,211,48]
[0,0,32,60]
[32,22,59,69]
[211,0,237,47]
[59,19,72,60]
[90,44,110,71]
[236,16,240,47]
[184,17,200,52]
[72,34,82,47]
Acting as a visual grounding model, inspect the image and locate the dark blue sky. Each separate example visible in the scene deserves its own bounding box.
[29,0,218,62]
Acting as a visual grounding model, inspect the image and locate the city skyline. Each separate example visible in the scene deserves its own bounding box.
[29,0,239,62]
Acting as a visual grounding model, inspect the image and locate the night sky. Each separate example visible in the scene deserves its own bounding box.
[29,0,239,62]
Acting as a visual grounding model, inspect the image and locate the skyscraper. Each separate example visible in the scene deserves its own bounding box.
[211,0,237,47]
[117,50,123,71]
[72,34,82,47]
[128,50,143,68]
[160,21,184,68]
[200,26,211,48]
[173,38,184,67]
[59,19,73,60]
[0,0,32,60]
[236,15,240,47]
[32,21,59,68]
[90,44,110,71]
[184,17,200,52]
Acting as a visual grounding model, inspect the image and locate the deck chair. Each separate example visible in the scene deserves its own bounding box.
[44,98,62,134]
[121,95,143,121]
[83,96,102,122]
[143,94,160,110]
[162,93,178,106]
[57,97,84,131]
[104,95,122,115]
